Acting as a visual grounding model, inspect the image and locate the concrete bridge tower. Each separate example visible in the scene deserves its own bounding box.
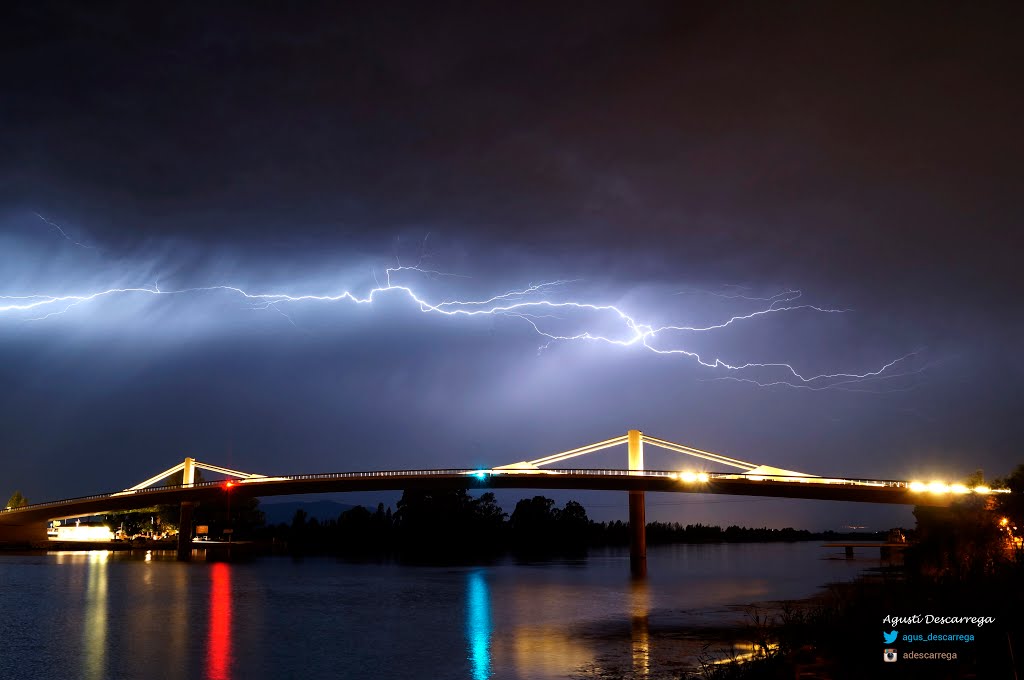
[628,429,646,578]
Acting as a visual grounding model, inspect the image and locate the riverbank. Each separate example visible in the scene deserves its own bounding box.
[676,565,1022,679]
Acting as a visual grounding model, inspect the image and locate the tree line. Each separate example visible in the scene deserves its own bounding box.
[252,489,857,559]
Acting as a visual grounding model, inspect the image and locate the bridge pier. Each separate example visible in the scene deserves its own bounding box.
[176,501,195,561]
[629,491,646,578]
[628,429,647,579]
[0,521,48,548]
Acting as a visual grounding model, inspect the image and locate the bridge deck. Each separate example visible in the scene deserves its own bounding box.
[822,542,909,548]
[1,468,952,525]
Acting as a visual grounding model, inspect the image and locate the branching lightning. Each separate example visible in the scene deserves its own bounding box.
[33,213,95,250]
[0,265,922,390]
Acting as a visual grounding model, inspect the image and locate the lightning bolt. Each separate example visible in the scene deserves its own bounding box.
[0,266,921,390]
[33,213,95,250]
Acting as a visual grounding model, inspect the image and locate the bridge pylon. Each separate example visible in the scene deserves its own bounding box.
[494,428,776,578]
[119,456,267,561]
[628,430,646,579]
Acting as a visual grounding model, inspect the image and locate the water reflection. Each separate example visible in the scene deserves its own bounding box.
[501,623,593,677]
[630,580,650,677]
[207,563,233,680]
[83,551,109,680]
[13,543,869,679]
[166,564,189,680]
[492,581,593,677]
[466,570,491,680]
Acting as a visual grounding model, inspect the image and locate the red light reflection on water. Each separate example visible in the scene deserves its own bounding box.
[207,563,232,680]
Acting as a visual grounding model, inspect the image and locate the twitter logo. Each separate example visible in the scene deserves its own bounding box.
[883,630,899,644]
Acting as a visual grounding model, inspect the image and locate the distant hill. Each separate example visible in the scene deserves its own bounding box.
[261,500,360,525]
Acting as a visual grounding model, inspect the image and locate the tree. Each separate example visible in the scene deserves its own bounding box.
[557,500,589,548]
[911,481,1004,582]
[6,490,28,508]
[993,464,1024,561]
[509,496,559,551]
[473,493,507,533]
[994,465,1024,526]
[103,508,162,537]
[559,500,588,529]
[393,488,505,560]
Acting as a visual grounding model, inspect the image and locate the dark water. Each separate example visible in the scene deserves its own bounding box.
[0,543,872,679]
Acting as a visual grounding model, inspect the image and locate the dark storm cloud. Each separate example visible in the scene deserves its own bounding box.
[1,2,1021,528]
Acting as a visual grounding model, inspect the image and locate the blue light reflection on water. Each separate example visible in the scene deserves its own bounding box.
[466,569,492,680]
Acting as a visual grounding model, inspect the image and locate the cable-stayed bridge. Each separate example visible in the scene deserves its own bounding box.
[1,430,1007,575]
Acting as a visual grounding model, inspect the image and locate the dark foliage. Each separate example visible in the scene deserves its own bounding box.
[254,490,885,561]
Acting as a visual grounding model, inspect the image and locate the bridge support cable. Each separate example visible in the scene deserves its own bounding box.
[640,436,758,472]
[124,461,188,492]
[124,457,268,493]
[497,433,761,474]
[495,435,629,470]
[191,462,267,480]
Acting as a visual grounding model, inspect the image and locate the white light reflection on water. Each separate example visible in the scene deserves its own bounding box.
[631,579,651,678]
[83,550,109,680]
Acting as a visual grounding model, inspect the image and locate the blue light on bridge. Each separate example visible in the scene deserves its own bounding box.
[474,470,488,480]
[466,570,492,680]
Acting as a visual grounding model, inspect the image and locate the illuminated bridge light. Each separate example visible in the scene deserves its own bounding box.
[950,483,969,495]
[928,481,950,494]
[909,481,927,493]
[696,473,710,483]
[679,471,697,483]
[474,470,488,480]
[973,485,991,494]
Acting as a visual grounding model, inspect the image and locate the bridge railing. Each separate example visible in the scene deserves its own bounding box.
[1,468,919,516]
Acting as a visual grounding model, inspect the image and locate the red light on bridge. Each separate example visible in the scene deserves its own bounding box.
[224,481,235,489]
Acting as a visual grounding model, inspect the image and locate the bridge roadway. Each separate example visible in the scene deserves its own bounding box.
[0,467,952,529]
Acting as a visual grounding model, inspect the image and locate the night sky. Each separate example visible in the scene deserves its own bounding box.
[2,2,1021,530]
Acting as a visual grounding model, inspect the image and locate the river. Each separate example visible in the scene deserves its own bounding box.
[0,542,874,679]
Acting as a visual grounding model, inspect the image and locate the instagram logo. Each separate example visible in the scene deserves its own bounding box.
[883,648,898,663]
